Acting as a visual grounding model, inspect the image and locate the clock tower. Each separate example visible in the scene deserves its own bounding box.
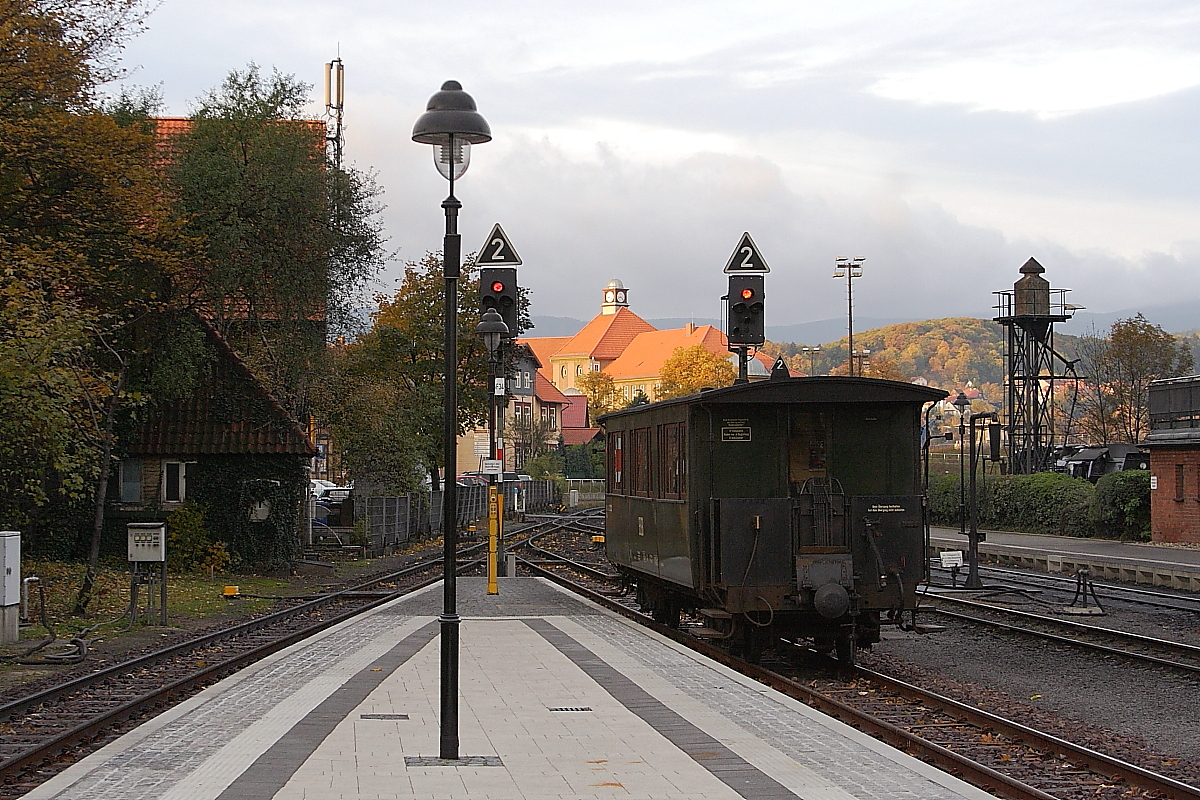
[600,279,629,315]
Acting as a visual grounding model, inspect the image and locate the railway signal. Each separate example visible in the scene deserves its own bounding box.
[479,267,518,339]
[727,274,765,346]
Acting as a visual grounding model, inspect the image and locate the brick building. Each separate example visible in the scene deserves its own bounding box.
[1143,375,1200,544]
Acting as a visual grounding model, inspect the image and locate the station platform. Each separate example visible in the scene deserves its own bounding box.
[26,578,995,800]
[929,527,1200,591]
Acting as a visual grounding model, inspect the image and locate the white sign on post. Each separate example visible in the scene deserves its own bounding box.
[494,377,505,396]
[482,460,503,475]
[940,550,964,568]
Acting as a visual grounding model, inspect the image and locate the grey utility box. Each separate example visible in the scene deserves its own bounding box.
[127,522,167,562]
[1,530,18,643]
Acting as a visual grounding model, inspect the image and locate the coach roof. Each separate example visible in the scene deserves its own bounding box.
[598,376,948,424]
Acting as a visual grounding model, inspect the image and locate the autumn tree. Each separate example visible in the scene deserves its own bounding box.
[1107,315,1192,442]
[1073,326,1119,444]
[168,65,386,417]
[326,252,531,490]
[576,370,622,424]
[0,1,197,612]
[657,345,736,399]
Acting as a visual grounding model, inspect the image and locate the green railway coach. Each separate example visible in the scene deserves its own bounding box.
[600,376,947,664]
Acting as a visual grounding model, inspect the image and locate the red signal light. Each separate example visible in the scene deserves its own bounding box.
[491,281,505,293]
[740,288,754,300]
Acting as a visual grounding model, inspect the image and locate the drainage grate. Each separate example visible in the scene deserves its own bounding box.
[360,713,409,720]
[404,755,503,767]
[548,706,593,712]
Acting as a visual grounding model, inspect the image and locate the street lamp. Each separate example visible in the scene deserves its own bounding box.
[475,309,508,594]
[412,80,491,763]
[833,256,864,376]
[801,346,821,376]
[952,391,971,559]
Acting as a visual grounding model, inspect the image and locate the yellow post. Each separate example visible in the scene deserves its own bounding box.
[487,486,499,595]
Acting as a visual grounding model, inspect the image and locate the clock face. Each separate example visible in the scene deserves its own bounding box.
[605,291,615,302]
[616,291,626,303]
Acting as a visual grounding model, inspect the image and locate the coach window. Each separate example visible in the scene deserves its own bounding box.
[608,432,624,493]
[657,423,686,500]
[628,427,652,497]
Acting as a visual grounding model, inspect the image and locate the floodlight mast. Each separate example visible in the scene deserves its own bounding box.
[833,257,865,376]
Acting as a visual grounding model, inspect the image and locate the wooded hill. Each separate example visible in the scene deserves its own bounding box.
[764,317,1086,402]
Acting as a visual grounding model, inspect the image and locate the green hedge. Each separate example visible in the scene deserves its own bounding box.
[928,470,1149,541]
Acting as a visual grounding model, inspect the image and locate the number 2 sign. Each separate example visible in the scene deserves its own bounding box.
[723,232,770,273]
[476,223,523,266]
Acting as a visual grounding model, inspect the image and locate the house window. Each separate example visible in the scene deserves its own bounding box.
[163,461,187,503]
[591,363,600,371]
[576,364,583,375]
[561,365,566,378]
[120,459,142,503]
[1175,464,1185,501]
[542,406,557,429]
[523,371,531,389]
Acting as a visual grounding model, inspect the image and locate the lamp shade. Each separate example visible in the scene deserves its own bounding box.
[475,309,509,355]
[412,81,492,145]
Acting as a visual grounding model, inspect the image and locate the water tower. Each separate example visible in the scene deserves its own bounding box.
[993,258,1076,473]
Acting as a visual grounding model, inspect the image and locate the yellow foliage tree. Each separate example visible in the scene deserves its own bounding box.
[657,345,736,399]
[576,370,623,424]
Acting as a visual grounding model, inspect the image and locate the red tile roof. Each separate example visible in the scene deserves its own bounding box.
[605,324,726,379]
[561,427,602,445]
[534,372,569,404]
[520,336,571,379]
[554,307,656,361]
[129,315,315,457]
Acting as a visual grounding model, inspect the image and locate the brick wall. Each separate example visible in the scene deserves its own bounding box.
[1149,447,1200,544]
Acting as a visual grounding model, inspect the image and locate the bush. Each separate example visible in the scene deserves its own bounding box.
[993,472,1094,536]
[928,471,1094,537]
[522,452,563,480]
[1091,470,1151,541]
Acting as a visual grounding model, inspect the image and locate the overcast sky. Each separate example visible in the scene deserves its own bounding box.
[116,0,1200,328]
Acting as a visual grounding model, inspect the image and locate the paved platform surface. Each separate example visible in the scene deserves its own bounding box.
[26,578,996,800]
[930,527,1200,590]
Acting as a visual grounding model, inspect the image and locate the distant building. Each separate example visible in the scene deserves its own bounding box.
[523,279,777,403]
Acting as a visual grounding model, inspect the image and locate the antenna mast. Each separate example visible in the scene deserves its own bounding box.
[324,57,345,168]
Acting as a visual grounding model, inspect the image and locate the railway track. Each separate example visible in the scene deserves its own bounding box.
[525,520,1200,800]
[0,512,589,797]
[928,562,1200,614]
[921,593,1200,674]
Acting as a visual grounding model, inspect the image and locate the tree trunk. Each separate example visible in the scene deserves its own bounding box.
[73,366,126,615]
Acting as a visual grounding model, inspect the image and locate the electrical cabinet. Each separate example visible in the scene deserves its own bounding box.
[127,522,166,562]
[1,531,18,606]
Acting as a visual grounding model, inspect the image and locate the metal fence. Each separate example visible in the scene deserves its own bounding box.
[564,478,606,507]
[354,480,560,556]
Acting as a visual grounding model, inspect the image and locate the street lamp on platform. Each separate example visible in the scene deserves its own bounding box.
[952,390,971,555]
[412,80,491,762]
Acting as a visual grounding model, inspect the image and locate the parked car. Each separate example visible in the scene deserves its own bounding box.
[310,479,338,498]
[456,474,489,488]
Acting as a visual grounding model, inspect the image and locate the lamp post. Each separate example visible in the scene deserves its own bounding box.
[412,80,491,763]
[966,410,998,588]
[952,391,971,555]
[475,309,508,595]
[833,256,864,376]
[801,346,821,376]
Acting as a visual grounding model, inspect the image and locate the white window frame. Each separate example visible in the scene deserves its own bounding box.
[162,461,189,504]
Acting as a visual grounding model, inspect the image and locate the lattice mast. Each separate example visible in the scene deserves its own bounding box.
[993,258,1075,473]
[324,58,345,168]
